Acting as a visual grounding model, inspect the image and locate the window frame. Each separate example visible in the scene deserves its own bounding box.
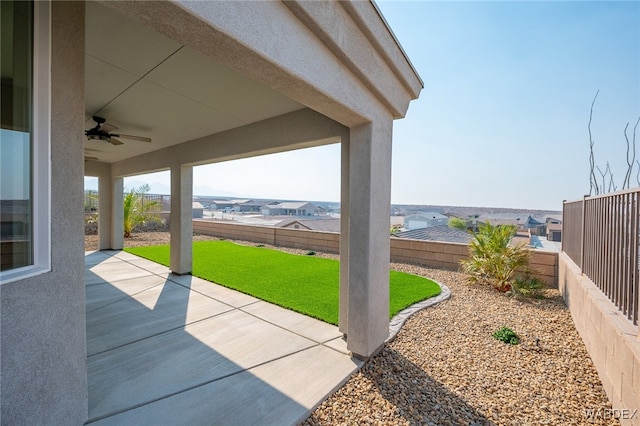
[0,1,51,285]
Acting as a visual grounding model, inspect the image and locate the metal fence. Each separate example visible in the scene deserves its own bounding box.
[84,190,99,212]
[83,191,170,213]
[139,193,169,212]
[563,188,640,325]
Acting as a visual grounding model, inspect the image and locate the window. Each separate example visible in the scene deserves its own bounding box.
[0,1,50,283]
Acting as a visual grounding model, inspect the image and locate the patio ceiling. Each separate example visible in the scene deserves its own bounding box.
[84,2,304,164]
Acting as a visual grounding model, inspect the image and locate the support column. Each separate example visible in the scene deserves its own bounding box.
[339,138,350,335]
[346,120,393,359]
[111,177,124,250]
[97,174,111,250]
[170,164,193,274]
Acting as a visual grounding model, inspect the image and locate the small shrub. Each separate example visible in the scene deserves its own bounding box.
[123,184,161,238]
[509,275,546,299]
[256,244,265,248]
[493,326,520,345]
[460,223,530,292]
[448,217,468,230]
[306,250,316,256]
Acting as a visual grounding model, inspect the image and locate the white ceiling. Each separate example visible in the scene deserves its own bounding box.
[84,2,304,164]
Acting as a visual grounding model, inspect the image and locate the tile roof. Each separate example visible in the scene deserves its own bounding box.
[393,225,472,244]
[275,218,340,232]
[265,202,315,210]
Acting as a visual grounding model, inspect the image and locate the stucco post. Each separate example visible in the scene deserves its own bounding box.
[96,172,110,250]
[346,120,393,359]
[170,164,193,274]
[339,138,350,335]
[111,177,124,250]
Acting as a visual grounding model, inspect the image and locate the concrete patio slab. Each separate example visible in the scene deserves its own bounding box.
[165,273,259,308]
[87,280,234,356]
[87,261,154,285]
[85,250,123,266]
[89,309,317,420]
[89,346,361,426]
[111,250,150,261]
[86,251,362,425]
[241,300,343,343]
[86,274,167,313]
[323,336,351,355]
[126,257,173,274]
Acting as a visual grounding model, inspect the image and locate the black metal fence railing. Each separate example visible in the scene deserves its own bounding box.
[563,188,640,325]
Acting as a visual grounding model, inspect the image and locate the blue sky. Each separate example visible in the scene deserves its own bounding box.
[85,1,639,211]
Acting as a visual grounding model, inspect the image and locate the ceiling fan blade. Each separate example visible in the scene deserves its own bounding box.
[84,156,99,161]
[115,134,152,143]
[109,138,124,146]
[100,123,119,133]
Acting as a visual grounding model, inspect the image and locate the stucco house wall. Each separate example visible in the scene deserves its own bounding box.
[1,2,88,423]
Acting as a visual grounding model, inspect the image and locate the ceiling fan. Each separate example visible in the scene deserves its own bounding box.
[85,116,151,146]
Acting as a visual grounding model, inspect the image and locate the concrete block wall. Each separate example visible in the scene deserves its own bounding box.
[390,238,468,269]
[558,252,640,425]
[193,220,557,286]
[390,237,557,286]
[193,220,276,245]
[193,220,341,253]
[274,227,340,253]
[528,251,558,287]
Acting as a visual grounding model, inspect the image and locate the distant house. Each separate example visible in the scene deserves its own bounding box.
[393,225,472,244]
[547,222,562,242]
[276,218,340,232]
[404,212,449,230]
[211,199,263,213]
[523,215,545,236]
[192,202,204,219]
[261,202,320,216]
[478,213,523,228]
[546,216,562,242]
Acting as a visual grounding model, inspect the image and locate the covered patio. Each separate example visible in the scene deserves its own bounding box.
[83,0,423,359]
[0,1,422,424]
[85,250,361,424]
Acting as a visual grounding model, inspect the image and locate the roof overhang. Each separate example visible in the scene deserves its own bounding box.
[85,0,423,169]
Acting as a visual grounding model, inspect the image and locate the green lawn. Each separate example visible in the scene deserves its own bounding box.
[125,240,441,325]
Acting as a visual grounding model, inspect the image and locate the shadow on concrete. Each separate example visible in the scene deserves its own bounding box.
[84,251,324,425]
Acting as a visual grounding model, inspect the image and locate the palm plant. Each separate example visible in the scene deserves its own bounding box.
[123,184,161,237]
[461,223,530,292]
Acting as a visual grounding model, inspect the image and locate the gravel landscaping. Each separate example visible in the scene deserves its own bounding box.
[85,232,617,425]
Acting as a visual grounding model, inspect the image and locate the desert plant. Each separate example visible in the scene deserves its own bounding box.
[123,184,161,238]
[448,217,468,231]
[509,275,546,299]
[460,223,530,292]
[493,326,520,345]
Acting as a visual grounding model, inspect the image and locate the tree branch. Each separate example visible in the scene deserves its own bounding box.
[588,90,600,195]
